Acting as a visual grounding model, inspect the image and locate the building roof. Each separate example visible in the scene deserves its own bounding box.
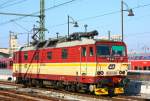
[0,48,9,54]
[0,52,9,58]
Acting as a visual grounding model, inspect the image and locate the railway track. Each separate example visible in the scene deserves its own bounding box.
[0,90,52,101]
[0,81,65,101]
[0,81,147,101]
[0,81,21,86]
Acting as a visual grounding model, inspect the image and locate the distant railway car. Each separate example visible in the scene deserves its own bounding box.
[0,58,13,69]
[13,30,129,95]
[128,53,150,70]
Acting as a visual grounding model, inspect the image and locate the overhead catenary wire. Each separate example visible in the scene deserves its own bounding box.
[133,3,150,9]
[0,0,28,9]
[49,10,120,28]
[0,12,39,17]
[125,32,150,38]
[49,2,150,29]
[0,1,150,27]
[0,0,78,26]
[13,21,30,32]
[0,0,11,8]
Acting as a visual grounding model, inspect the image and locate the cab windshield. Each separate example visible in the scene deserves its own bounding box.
[96,45,126,57]
[96,45,110,56]
[112,45,125,56]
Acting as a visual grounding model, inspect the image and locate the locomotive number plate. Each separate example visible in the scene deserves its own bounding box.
[106,71,117,75]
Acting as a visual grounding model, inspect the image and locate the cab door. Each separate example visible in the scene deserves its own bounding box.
[80,46,88,76]
[88,46,95,62]
[39,49,46,76]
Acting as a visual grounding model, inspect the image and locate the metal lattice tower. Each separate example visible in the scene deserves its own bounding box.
[39,0,45,41]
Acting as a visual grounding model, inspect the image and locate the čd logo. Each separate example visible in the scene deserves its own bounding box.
[108,64,115,69]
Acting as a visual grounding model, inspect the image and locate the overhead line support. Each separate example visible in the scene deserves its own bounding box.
[0,12,39,17]
[39,0,45,41]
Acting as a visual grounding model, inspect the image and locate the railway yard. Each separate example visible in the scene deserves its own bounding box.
[0,0,150,101]
[0,81,148,101]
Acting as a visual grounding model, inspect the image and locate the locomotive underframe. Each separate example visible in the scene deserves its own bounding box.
[14,73,127,95]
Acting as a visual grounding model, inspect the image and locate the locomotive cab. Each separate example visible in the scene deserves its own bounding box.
[93,41,129,95]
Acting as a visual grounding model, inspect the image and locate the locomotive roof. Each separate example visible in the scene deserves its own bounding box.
[19,38,123,51]
[18,30,124,51]
[20,38,95,51]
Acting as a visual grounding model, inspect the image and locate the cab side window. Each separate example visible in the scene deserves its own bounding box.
[89,47,94,56]
[62,49,68,59]
[82,47,86,57]
[24,52,28,60]
[47,52,52,60]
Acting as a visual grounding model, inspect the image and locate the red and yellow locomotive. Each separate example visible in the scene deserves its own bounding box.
[13,30,129,95]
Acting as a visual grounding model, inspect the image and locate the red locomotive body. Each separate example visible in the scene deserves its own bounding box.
[13,31,129,95]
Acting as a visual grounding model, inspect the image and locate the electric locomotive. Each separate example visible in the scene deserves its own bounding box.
[13,30,129,95]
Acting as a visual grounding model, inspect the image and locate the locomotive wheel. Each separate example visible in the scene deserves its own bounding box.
[65,85,72,91]
[35,80,43,88]
[28,79,34,87]
[64,85,68,91]
[56,81,64,89]
[31,79,36,87]
[64,83,76,92]
[76,84,81,92]
[15,77,22,84]
[22,79,28,88]
[70,84,76,92]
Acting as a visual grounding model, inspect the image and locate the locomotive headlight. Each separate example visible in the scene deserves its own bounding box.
[119,71,122,74]
[119,71,125,74]
[97,71,104,75]
[122,71,125,74]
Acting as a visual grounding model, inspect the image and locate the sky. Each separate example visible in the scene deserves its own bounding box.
[0,0,150,53]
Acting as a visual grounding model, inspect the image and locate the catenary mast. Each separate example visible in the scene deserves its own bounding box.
[39,0,45,41]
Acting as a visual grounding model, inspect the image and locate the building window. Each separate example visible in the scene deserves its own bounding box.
[89,47,94,56]
[82,47,86,57]
[9,61,13,66]
[24,52,28,60]
[134,66,138,70]
[138,67,142,70]
[0,62,7,68]
[62,49,68,59]
[144,66,147,70]
[13,53,16,60]
[34,52,39,60]
[47,52,52,60]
